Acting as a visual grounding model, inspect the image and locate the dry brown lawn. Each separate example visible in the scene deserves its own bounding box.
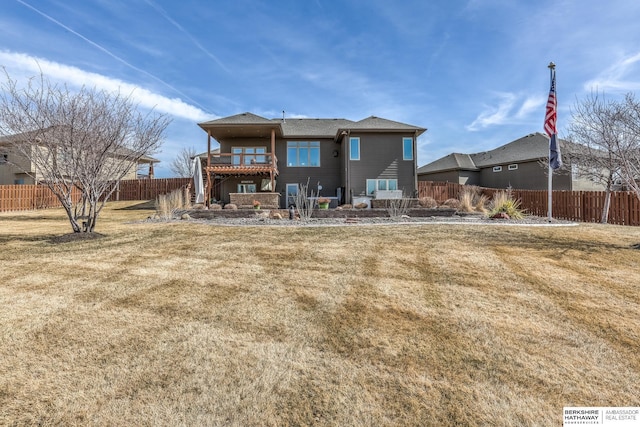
[1,201,639,426]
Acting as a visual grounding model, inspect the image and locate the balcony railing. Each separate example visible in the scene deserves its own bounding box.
[205,152,278,175]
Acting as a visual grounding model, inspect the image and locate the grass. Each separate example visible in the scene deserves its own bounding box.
[1,201,639,426]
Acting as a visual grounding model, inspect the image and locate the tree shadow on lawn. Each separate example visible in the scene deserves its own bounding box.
[115,200,156,210]
[0,232,107,245]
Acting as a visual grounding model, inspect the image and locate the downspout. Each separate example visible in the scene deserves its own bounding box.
[345,130,351,204]
[413,130,419,198]
[206,130,211,208]
[270,128,276,192]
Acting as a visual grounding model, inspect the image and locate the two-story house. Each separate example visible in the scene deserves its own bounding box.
[0,129,159,185]
[198,113,426,208]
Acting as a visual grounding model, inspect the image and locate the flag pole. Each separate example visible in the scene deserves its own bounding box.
[547,61,556,222]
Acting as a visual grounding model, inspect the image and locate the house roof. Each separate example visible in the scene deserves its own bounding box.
[418,132,569,174]
[339,116,426,136]
[198,112,426,140]
[471,133,553,167]
[417,153,478,174]
[280,118,355,138]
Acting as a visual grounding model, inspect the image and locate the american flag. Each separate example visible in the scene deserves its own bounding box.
[545,67,562,169]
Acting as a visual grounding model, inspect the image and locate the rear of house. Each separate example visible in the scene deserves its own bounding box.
[198,113,425,208]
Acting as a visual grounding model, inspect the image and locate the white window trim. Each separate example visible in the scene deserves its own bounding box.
[366,178,398,196]
[402,137,413,161]
[493,166,502,172]
[508,164,518,170]
[350,137,360,161]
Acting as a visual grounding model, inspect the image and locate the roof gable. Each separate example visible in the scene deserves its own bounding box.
[342,116,426,135]
[198,112,272,126]
[417,153,477,174]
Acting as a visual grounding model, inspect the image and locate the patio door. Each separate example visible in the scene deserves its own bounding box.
[285,183,298,207]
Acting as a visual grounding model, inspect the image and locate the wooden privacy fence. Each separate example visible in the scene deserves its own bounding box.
[111,178,192,201]
[0,178,191,213]
[0,185,82,212]
[418,181,640,225]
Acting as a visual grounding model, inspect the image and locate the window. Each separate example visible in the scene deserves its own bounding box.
[403,137,413,160]
[287,141,320,167]
[349,137,360,161]
[493,166,502,172]
[232,147,266,165]
[508,164,518,170]
[237,183,256,193]
[286,183,298,206]
[0,153,7,164]
[366,179,398,195]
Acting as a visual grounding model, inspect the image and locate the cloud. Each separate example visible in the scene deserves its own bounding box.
[466,92,516,131]
[14,0,206,109]
[466,93,545,131]
[584,51,640,92]
[0,50,211,122]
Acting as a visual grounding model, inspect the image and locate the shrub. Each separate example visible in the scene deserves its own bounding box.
[474,194,489,214]
[443,198,460,209]
[458,187,489,213]
[489,191,525,219]
[224,203,238,210]
[418,196,438,208]
[155,188,189,219]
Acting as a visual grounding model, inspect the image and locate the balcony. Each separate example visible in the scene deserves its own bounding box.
[205,152,278,176]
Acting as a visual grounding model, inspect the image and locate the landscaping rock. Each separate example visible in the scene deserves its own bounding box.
[491,212,510,220]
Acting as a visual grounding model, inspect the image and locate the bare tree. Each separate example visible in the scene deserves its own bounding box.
[568,91,624,223]
[170,146,197,177]
[0,70,171,233]
[615,93,640,199]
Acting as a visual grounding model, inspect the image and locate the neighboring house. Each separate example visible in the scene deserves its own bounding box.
[417,132,604,191]
[198,112,426,207]
[0,131,159,185]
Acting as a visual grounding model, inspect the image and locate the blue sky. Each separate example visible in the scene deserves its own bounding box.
[2,0,640,177]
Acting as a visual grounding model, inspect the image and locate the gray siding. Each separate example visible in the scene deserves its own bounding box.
[479,160,572,190]
[274,138,342,206]
[347,133,416,200]
[418,170,480,186]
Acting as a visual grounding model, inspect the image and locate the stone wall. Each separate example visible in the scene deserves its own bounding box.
[229,192,280,209]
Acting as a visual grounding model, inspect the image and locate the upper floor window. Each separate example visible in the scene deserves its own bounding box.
[0,153,7,164]
[232,147,266,165]
[403,137,413,160]
[508,164,518,171]
[493,166,502,172]
[349,137,360,161]
[287,141,320,167]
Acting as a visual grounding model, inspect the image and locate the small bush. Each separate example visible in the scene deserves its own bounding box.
[443,198,460,209]
[418,196,438,208]
[489,191,525,219]
[224,203,238,210]
[155,188,189,219]
[474,194,489,213]
[458,186,490,213]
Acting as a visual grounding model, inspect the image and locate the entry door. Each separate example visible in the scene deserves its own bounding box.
[285,184,298,207]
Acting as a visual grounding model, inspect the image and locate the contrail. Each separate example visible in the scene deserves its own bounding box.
[15,0,209,112]
[144,0,230,73]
